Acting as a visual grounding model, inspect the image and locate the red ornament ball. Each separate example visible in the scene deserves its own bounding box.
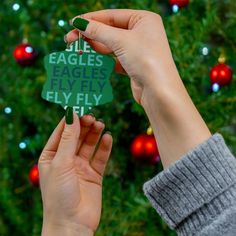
[169,0,189,8]
[29,164,39,187]
[13,43,37,66]
[210,63,233,86]
[130,134,160,164]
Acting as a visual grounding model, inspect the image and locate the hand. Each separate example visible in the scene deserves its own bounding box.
[65,9,176,104]
[39,112,112,235]
[66,10,211,168]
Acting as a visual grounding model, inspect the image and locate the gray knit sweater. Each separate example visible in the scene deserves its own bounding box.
[143,134,236,236]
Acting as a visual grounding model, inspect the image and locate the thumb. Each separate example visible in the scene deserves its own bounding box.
[72,17,124,51]
[55,107,80,162]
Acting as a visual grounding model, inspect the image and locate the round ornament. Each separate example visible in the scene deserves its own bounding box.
[210,63,233,86]
[169,0,189,8]
[13,43,37,66]
[29,164,39,187]
[130,134,160,164]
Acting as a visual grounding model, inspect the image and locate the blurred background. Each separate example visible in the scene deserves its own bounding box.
[0,0,235,235]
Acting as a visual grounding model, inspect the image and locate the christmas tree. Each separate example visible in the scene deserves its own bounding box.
[0,0,235,235]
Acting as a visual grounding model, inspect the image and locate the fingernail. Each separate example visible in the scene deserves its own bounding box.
[105,131,112,135]
[65,107,73,125]
[72,17,89,31]
[64,34,68,43]
[98,118,104,123]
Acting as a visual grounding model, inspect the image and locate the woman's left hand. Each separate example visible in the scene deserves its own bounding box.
[39,112,112,235]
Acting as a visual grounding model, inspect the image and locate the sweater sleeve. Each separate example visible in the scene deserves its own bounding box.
[143,133,236,236]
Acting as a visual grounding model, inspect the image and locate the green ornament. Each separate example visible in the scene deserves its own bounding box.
[42,38,115,116]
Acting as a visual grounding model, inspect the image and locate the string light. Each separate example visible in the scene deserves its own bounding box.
[25,46,33,53]
[19,142,27,149]
[202,46,209,56]
[12,3,20,11]
[4,107,12,114]
[58,20,65,27]
[172,4,179,13]
[212,83,220,92]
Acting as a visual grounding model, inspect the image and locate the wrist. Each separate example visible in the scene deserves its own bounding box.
[140,65,211,168]
[140,60,183,110]
[42,220,94,236]
[141,54,181,86]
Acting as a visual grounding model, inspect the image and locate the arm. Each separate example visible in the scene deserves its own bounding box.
[66,9,236,235]
[140,63,211,168]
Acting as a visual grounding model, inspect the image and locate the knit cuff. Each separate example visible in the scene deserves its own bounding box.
[143,133,236,232]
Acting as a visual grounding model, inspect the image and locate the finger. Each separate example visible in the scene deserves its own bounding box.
[91,133,113,176]
[66,9,140,43]
[65,29,80,43]
[39,117,65,162]
[65,30,112,55]
[55,111,80,162]
[79,9,142,29]
[77,120,105,161]
[38,117,65,181]
[65,31,127,75]
[76,114,96,153]
[71,17,126,52]
[65,30,114,58]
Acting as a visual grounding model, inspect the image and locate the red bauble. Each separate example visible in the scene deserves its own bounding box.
[13,43,37,66]
[29,164,39,187]
[130,134,160,164]
[169,0,189,7]
[210,63,233,86]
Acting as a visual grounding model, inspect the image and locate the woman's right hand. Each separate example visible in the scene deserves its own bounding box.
[66,9,211,168]
[65,9,178,104]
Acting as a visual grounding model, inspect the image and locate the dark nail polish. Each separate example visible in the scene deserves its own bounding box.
[72,18,89,31]
[65,107,73,125]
